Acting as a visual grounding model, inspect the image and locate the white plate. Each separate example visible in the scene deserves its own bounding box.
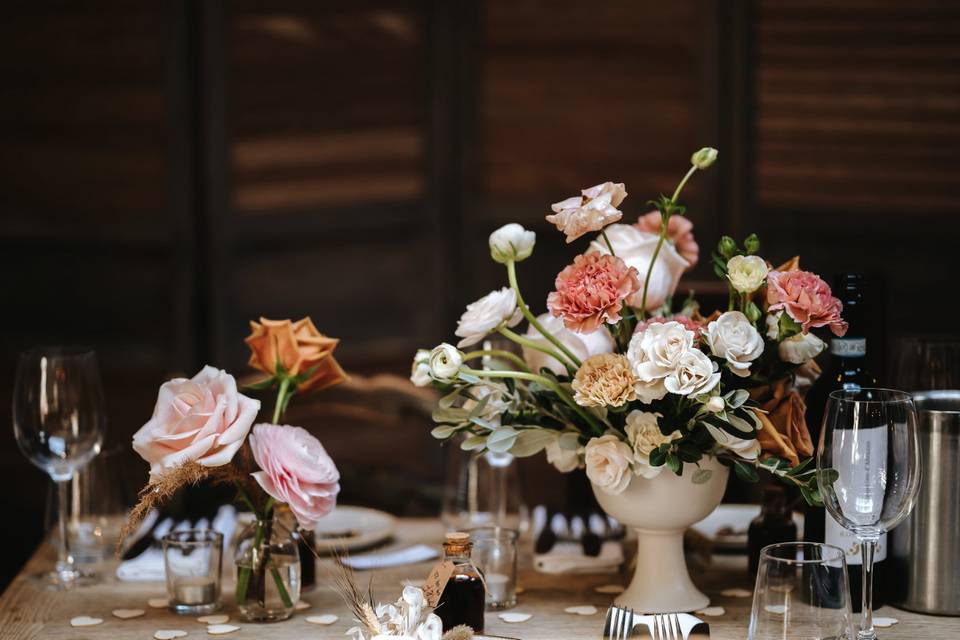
[312,506,396,552]
[692,504,804,552]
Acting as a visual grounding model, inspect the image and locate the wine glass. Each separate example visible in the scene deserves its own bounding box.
[13,347,106,589]
[816,388,921,639]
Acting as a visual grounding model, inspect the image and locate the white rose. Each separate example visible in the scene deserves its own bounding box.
[455,287,523,348]
[428,343,462,383]
[410,349,432,387]
[704,311,764,377]
[522,313,614,375]
[584,435,634,495]
[664,348,721,396]
[489,223,536,263]
[589,224,689,311]
[779,332,826,364]
[623,410,681,479]
[626,322,697,403]
[726,255,769,294]
[545,438,581,473]
[706,424,762,461]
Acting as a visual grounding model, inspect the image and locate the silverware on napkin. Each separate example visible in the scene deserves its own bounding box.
[603,606,710,640]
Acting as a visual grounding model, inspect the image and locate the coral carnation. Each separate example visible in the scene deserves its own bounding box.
[547,253,640,333]
[635,210,699,269]
[634,314,703,337]
[767,270,848,336]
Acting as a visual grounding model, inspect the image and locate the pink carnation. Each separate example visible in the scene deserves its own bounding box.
[766,270,848,337]
[635,210,699,269]
[249,423,340,530]
[635,314,703,337]
[547,253,640,333]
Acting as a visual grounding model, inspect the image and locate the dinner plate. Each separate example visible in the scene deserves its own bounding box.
[312,505,397,552]
[691,504,804,552]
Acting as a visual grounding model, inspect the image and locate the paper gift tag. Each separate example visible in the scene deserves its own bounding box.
[422,560,456,608]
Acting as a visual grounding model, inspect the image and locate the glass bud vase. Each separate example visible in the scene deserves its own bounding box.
[234,518,301,622]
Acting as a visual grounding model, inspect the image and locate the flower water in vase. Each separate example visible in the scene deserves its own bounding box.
[234,517,300,622]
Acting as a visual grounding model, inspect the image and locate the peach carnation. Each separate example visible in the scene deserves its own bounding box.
[635,314,704,338]
[767,270,848,337]
[635,210,699,269]
[572,353,638,408]
[546,182,627,243]
[547,253,640,333]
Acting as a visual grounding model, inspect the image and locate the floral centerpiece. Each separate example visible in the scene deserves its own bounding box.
[123,317,347,622]
[411,148,847,611]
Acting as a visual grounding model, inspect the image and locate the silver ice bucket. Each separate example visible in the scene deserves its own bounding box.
[890,390,960,615]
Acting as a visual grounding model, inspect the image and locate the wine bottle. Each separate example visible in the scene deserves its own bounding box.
[804,272,884,612]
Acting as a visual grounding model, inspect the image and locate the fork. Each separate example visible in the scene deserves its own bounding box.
[650,613,684,640]
[602,604,635,640]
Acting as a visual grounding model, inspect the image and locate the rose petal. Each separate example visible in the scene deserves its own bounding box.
[70,616,104,627]
[498,612,533,623]
[294,600,311,611]
[206,624,240,635]
[763,605,787,615]
[564,605,598,616]
[594,584,625,595]
[113,608,146,619]
[720,588,752,598]
[873,617,898,627]
[148,598,169,608]
[154,631,188,639]
[197,615,229,625]
[696,606,725,617]
[305,615,338,625]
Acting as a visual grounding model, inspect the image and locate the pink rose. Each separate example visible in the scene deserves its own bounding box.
[767,270,848,336]
[546,182,627,243]
[133,366,260,476]
[635,210,699,269]
[547,253,640,333]
[249,424,340,530]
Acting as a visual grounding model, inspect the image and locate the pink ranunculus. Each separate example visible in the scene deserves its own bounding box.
[547,253,640,333]
[249,423,340,530]
[635,210,699,270]
[766,270,848,337]
[133,366,260,477]
[546,182,627,243]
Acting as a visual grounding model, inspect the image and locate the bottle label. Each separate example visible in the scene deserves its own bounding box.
[825,519,887,565]
[831,338,866,357]
[422,560,456,608]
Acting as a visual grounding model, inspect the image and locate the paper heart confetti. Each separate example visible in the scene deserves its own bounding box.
[594,584,625,595]
[873,617,899,628]
[148,598,170,608]
[197,615,229,625]
[564,605,598,616]
[305,615,338,625]
[206,624,240,635]
[763,604,787,615]
[70,616,104,627]
[113,608,146,619]
[696,606,725,617]
[498,612,532,623]
[154,631,188,640]
[720,588,752,598]
[294,600,312,611]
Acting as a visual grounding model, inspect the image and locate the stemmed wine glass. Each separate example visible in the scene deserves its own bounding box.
[13,347,106,589]
[816,388,921,640]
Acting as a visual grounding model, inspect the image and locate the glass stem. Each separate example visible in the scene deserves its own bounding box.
[56,478,76,583]
[859,537,877,639]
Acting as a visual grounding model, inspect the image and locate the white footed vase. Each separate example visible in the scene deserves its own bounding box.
[591,456,729,613]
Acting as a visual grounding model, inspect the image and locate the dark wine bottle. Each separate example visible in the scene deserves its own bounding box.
[748,485,797,577]
[803,272,884,612]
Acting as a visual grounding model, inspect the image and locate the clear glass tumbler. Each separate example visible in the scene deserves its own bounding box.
[470,526,519,610]
[163,529,223,615]
[749,542,853,640]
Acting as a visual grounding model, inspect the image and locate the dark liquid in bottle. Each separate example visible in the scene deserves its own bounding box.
[436,573,485,632]
[297,530,316,591]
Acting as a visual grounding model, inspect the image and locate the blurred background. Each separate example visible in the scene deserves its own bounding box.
[1,0,958,587]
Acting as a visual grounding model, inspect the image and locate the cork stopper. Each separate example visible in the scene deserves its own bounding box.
[443,531,472,556]
[445,532,470,543]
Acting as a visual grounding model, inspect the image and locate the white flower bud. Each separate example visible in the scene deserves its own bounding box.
[489,223,536,264]
[428,343,463,383]
[691,147,718,169]
[706,396,725,413]
[410,349,432,387]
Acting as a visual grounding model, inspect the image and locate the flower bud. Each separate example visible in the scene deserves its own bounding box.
[489,223,536,264]
[691,147,718,170]
[744,233,760,255]
[718,235,737,259]
[706,396,725,413]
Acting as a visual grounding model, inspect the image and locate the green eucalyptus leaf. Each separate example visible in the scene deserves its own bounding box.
[510,429,556,457]
[430,425,460,440]
[461,435,487,451]
[733,460,760,483]
[691,468,713,485]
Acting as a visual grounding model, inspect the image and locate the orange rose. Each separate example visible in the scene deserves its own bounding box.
[749,378,813,467]
[245,317,347,392]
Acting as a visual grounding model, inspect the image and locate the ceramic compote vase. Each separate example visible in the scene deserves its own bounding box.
[591,455,728,613]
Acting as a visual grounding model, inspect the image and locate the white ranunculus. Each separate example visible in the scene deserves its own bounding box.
[589,224,689,311]
[545,438,581,473]
[726,255,769,294]
[664,348,721,396]
[704,311,764,377]
[428,343,462,383]
[779,332,826,364]
[489,223,536,264]
[522,312,615,375]
[455,287,523,348]
[584,435,634,495]
[410,349,432,387]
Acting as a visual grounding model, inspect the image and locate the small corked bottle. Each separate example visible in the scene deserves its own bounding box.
[435,532,485,633]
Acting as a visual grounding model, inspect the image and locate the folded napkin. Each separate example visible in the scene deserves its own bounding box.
[343,544,439,571]
[534,540,623,574]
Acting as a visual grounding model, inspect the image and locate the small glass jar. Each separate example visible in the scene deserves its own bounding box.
[233,518,301,622]
[470,527,518,610]
[162,529,223,615]
[436,532,485,633]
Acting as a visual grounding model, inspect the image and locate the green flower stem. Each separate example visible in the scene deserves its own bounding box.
[462,349,531,373]
[462,367,604,436]
[601,229,617,256]
[272,377,291,424]
[506,260,582,368]
[671,165,698,203]
[497,327,577,376]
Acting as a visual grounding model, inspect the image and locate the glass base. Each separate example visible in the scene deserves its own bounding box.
[170,601,220,615]
[237,605,294,623]
[486,599,517,611]
[32,567,99,591]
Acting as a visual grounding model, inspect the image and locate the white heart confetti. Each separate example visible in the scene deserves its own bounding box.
[594,584,625,595]
[764,604,787,615]
[306,615,338,625]
[206,624,240,635]
[197,615,229,625]
[873,617,899,628]
[696,606,725,617]
[294,600,312,611]
[71,616,104,627]
[154,631,188,640]
[148,598,170,608]
[113,608,146,619]
[720,588,752,598]
[498,612,532,623]
[564,605,598,616]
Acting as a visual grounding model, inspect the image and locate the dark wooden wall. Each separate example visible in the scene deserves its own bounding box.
[1,0,958,585]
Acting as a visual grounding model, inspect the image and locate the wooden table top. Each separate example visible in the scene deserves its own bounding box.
[0,518,956,639]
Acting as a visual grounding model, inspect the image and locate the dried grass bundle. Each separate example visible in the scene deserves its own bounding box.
[330,552,381,636]
[118,462,210,546]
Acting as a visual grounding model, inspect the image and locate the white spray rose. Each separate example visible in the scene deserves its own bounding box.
[779,332,826,364]
[626,321,697,402]
[664,348,721,396]
[585,435,634,495]
[454,287,523,348]
[428,343,462,383]
[410,349,432,387]
[726,255,769,294]
[624,410,681,479]
[545,438,581,473]
[704,311,764,377]
[589,224,689,311]
[489,223,536,263]
[521,313,615,375]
